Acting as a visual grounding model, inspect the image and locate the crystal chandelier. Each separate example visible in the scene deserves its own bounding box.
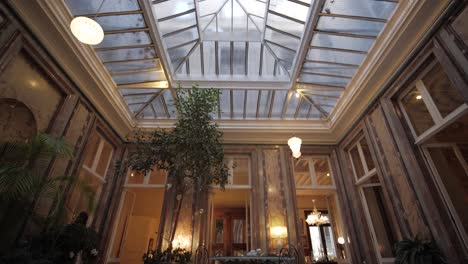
[305,199,329,226]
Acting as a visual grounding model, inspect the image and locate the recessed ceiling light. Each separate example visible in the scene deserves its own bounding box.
[70,16,104,45]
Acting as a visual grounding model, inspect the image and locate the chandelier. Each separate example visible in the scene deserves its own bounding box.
[305,199,329,226]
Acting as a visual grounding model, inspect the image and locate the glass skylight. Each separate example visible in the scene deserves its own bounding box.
[151,0,313,81]
[64,0,398,121]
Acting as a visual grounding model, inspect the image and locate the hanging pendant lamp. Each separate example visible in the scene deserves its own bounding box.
[70,0,105,45]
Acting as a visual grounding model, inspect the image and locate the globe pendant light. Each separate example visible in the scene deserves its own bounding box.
[288,136,302,158]
[70,0,105,45]
[70,16,104,45]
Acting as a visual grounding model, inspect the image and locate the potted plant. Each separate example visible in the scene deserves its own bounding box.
[125,85,230,253]
[143,247,191,264]
[394,238,447,264]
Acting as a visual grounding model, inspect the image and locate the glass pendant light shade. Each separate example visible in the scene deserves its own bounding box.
[288,136,302,158]
[70,16,104,45]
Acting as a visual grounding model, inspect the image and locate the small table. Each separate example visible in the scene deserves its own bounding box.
[210,256,295,264]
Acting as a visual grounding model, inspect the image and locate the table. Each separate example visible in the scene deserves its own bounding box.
[210,256,295,264]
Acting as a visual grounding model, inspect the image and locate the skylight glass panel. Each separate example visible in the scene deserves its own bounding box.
[317,17,385,37]
[306,49,366,65]
[233,42,246,75]
[153,0,195,20]
[113,71,165,85]
[95,14,146,31]
[104,59,161,74]
[232,90,245,118]
[138,105,155,119]
[247,42,261,76]
[311,34,374,52]
[268,0,311,21]
[171,42,198,65]
[220,90,231,118]
[158,12,198,36]
[302,62,357,77]
[97,47,157,62]
[266,13,305,37]
[202,42,216,75]
[65,0,140,15]
[297,99,311,119]
[265,29,301,52]
[245,90,260,118]
[271,90,287,118]
[152,96,168,118]
[128,104,143,114]
[257,90,273,118]
[95,31,152,48]
[285,93,300,118]
[188,45,202,75]
[121,94,153,105]
[323,0,397,19]
[164,27,199,49]
[299,74,349,87]
[162,90,177,118]
[119,88,161,96]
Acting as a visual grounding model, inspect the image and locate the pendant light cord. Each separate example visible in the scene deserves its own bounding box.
[93,0,107,19]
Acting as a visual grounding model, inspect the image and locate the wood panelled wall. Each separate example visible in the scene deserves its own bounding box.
[334,3,468,263]
[0,2,127,262]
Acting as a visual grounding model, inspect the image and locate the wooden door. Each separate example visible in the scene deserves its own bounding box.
[212,208,247,256]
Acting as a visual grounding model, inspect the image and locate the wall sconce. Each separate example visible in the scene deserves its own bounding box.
[337,236,346,259]
[270,226,287,254]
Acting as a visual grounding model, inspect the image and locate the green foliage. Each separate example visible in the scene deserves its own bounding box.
[127,85,229,191]
[395,238,447,264]
[0,132,96,229]
[143,247,191,264]
[0,132,72,202]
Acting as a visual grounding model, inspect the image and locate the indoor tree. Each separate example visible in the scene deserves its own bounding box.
[126,85,230,249]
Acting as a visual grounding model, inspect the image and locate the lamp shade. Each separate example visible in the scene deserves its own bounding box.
[288,136,302,158]
[70,16,104,45]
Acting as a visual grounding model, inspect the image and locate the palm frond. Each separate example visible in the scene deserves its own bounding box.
[0,165,35,201]
[36,132,73,160]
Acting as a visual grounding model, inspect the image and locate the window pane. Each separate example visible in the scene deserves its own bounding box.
[422,63,465,117]
[294,159,312,186]
[309,226,323,261]
[362,185,396,258]
[314,158,333,186]
[233,157,250,185]
[349,145,365,179]
[323,226,337,259]
[149,168,168,185]
[83,133,100,168]
[426,146,468,236]
[359,138,375,171]
[127,170,145,184]
[401,86,435,136]
[451,6,468,47]
[95,139,113,176]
